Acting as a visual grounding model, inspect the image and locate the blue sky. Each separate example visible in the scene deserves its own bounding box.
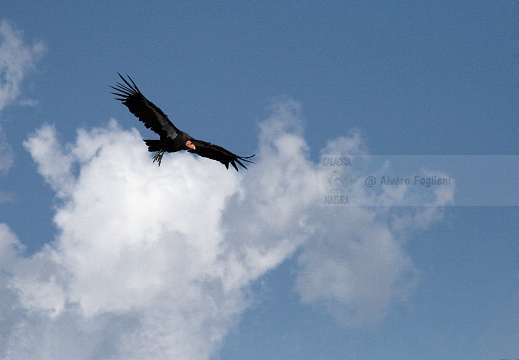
[0,1,518,359]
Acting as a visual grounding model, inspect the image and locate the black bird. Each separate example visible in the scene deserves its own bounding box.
[111,73,255,171]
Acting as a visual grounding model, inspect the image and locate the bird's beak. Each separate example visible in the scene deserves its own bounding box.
[186,140,196,150]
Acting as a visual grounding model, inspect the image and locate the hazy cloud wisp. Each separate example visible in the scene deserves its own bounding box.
[0,19,44,191]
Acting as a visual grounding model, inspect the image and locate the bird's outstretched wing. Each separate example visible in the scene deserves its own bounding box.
[111,73,180,139]
[189,139,255,171]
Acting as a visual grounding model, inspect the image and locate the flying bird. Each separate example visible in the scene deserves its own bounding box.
[111,73,255,170]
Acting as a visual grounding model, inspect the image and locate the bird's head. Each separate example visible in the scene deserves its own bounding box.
[186,140,196,150]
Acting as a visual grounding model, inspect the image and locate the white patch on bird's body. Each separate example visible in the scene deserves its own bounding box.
[157,115,177,139]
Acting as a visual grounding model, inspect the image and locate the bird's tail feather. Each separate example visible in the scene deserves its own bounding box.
[143,140,161,152]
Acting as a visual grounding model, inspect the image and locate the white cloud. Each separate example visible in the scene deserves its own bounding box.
[295,206,420,326]
[0,100,451,359]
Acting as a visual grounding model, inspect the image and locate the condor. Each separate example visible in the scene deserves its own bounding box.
[111,73,254,171]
